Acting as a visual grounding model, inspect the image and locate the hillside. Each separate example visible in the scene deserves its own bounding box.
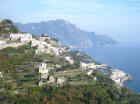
[15,20,118,48]
[0,19,140,104]
[0,45,140,104]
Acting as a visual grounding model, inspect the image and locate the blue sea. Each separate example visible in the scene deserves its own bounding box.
[82,43,140,93]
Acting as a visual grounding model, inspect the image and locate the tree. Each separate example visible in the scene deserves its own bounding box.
[3,19,13,26]
[0,19,19,33]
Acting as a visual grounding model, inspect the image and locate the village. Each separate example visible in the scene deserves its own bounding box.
[111,69,132,86]
[0,32,132,89]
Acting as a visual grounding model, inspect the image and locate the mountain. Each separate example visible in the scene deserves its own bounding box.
[15,20,118,48]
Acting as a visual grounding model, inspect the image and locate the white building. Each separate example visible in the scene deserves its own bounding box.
[55,64,61,68]
[80,62,87,69]
[86,63,96,69]
[31,39,40,47]
[95,64,108,69]
[57,77,65,85]
[50,47,60,56]
[38,81,43,87]
[39,63,47,70]
[20,36,32,43]
[9,33,32,43]
[85,69,93,76]
[80,62,96,69]
[39,63,49,79]
[39,36,50,41]
[65,56,74,64]
[0,72,2,78]
[35,44,45,55]
[0,40,6,45]
[41,73,48,79]
[46,44,52,49]
[80,62,108,70]
[48,76,55,83]
[111,69,126,85]
[93,77,97,81]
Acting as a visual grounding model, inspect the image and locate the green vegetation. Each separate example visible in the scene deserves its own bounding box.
[69,51,101,64]
[0,19,140,104]
[0,44,140,104]
[0,19,19,35]
[0,71,140,104]
[0,45,38,95]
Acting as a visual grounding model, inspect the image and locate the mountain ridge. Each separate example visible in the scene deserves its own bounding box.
[15,20,118,48]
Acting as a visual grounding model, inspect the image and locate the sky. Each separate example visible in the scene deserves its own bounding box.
[0,0,140,43]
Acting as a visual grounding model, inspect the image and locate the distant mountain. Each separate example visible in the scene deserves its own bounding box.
[15,20,118,48]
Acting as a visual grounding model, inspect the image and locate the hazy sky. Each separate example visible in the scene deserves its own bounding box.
[0,0,140,43]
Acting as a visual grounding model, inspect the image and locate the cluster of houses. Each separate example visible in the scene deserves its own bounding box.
[38,63,65,87]
[33,41,64,55]
[6,33,70,87]
[30,34,67,56]
[80,61,108,76]
[0,33,132,88]
[110,69,128,85]
[8,33,69,56]
[9,33,33,43]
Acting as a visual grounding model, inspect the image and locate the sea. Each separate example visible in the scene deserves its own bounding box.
[81,42,140,93]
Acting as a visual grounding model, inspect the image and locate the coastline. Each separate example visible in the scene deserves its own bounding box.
[81,45,140,93]
[75,48,133,87]
[120,73,133,86]
[110,69,133,87]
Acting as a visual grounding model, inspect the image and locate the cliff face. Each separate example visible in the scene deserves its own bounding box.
[15,20,118,48]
